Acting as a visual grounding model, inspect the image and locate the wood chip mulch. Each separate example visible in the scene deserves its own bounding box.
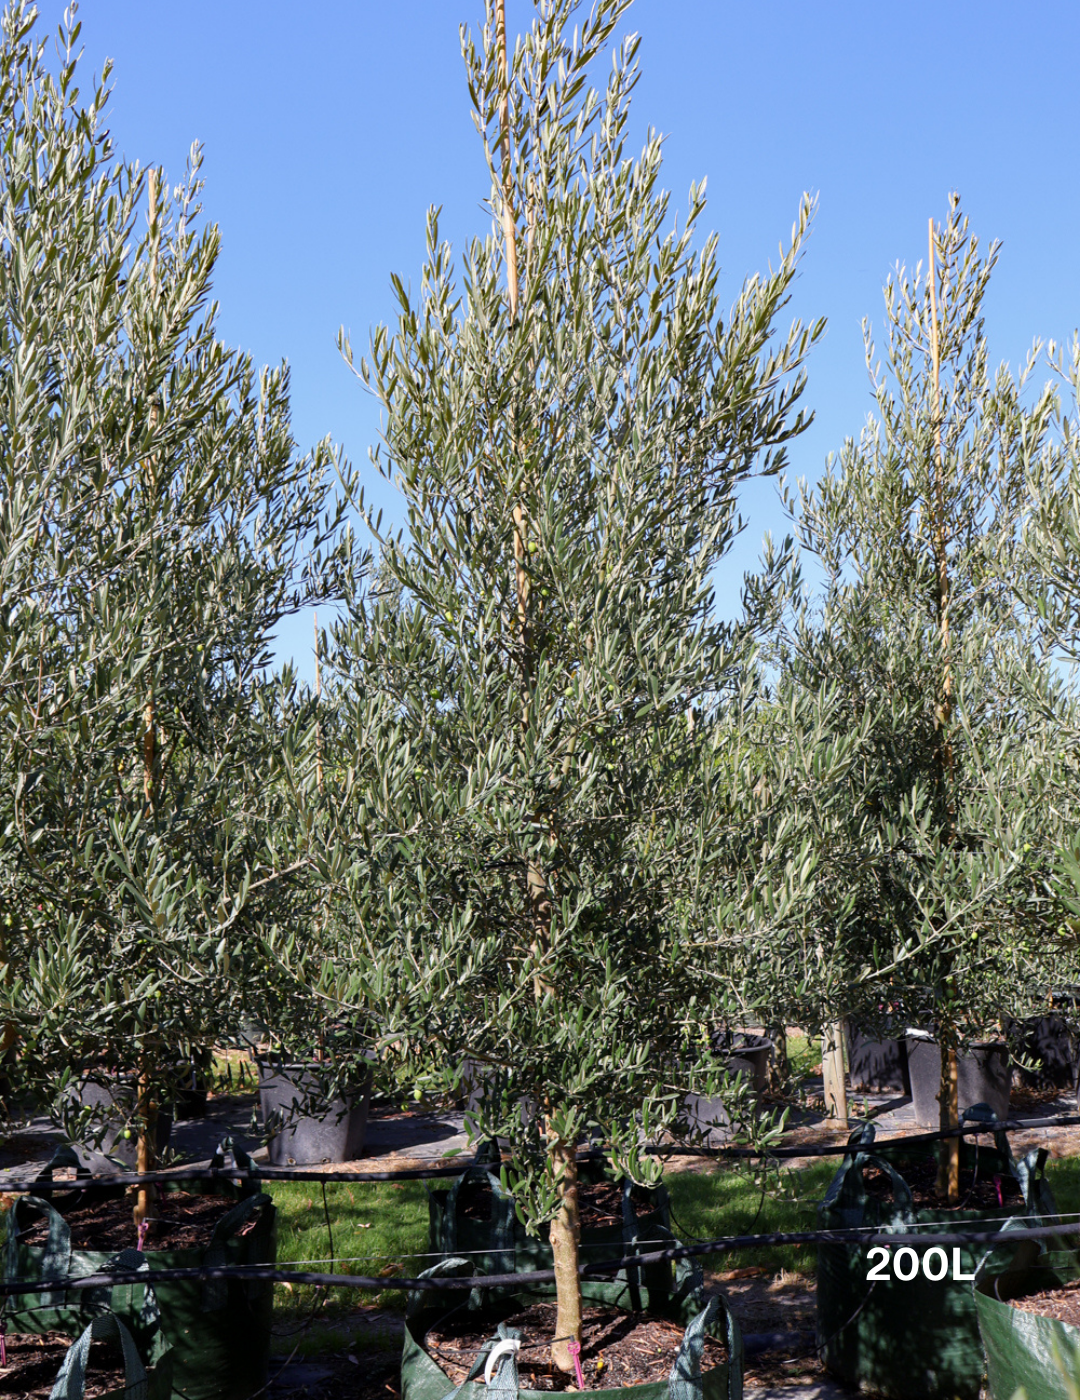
[424,1300,727,1392]
[17,1188,245,1251]
[0,1331,129,1398]
[1008,1277,1080,1330]
[861,1155,1021,1210]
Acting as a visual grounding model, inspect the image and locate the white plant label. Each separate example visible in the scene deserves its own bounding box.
[865,1245,976,1282]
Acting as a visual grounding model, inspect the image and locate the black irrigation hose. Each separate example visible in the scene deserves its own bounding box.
[3,1218,1080,1300]
[1,1113,1077,1193]
[0,1160,474,1192]
[667,1113,1080,1161]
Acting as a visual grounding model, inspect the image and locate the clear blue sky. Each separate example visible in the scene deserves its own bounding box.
[58,1,1080,682]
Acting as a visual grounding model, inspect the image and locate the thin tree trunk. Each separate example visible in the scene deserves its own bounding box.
[548,1136,582,1373]
[928,217,960,1204]
[936,1039,960,1200]
[133,1061,158,1230]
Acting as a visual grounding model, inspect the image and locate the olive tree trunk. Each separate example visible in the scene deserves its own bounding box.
[548,1137,582,1374]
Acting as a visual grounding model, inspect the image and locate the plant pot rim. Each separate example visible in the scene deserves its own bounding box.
[904,1029,1008,1050]
[257,1057,374,1075]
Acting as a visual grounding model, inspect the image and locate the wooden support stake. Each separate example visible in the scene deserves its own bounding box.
[822,1020,849,1128]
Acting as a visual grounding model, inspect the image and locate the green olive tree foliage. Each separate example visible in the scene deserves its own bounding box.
[0,2,351,1213]
[1022,341,1080,952]
[775,196,1074,1197]
[318,0,824,1364]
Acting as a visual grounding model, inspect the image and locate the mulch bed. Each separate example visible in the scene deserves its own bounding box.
[17,1189,243,1251]
[455,1179,656,1229]
[862,1155,1021,1210]
[1011,1084,1071,1109]
[0,1330,131,1398]
[424,1300,726,1392]
[1009,1277,1080,1329]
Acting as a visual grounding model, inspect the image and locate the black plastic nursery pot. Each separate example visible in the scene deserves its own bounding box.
[721,1035,773,1095]
[707,1033,774,1094]
[401,1274,744,1400]
[1009,1014,1079,1092]
[683,1035,773,1145]
[173,1048,213,1120]
[905,1033,1010,1128]
[3,1142,277,1400]
[72,1074,175,1168]
[257,1057,373,1165]
[816,1120,1058,1400]
[848,1027,911,1095]
[974,1247,1080,1400]
[428,1160,678,1307]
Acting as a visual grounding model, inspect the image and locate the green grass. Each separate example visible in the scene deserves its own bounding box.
[666,1163,837,1275]
[207,1048,259,1095]
[785,1031,820,1082]
[270,1178,430,1345]
[265,1160,839,1344]
[1047,1157,1080,1218]
[265,1153,1080,1335]
[2,1130,1074,1362]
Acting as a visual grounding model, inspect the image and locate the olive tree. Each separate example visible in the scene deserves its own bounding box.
[320,0,824,1366]
[1019,339,1080,970]
[0,1,352,1223]
[777,196,1072,1198]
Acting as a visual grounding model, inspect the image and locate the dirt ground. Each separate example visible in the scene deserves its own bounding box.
[708,1267,821,1392]
[264,1274,829,1398]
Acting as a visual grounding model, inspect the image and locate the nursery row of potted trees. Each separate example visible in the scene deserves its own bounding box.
[2,0,1080,1394]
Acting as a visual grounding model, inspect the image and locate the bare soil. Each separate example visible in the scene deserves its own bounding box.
[0,1331,130,1397]
[424,1299,727,1392]
[17,1188,245,1251]
[707,1269,821,1392]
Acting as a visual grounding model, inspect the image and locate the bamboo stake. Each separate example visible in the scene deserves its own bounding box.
[499,0,530,679]
[496,0,518,322]
[314,612,324,795]
[928,215,960,1205]
[495,0,567,1369]
[496,0,548,995]
[134,170,162,1232]
[928,216,954,751]
[143,168,161,824]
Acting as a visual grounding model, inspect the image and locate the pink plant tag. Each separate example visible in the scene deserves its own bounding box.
[993,1175,1003,1206]
[568,1338,585,1389]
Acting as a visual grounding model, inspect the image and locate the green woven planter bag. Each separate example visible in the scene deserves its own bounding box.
[45,1311,173,1400]
[816,1112,1058,1400]
[3,1140,276,1400]
[428,1160,676,1308]
[975,1241,1080,1399]
[401,1269,743,1400]
[1,1247,172,1400]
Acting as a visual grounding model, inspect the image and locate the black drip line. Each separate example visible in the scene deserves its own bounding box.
[2,1218,1080,1300]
